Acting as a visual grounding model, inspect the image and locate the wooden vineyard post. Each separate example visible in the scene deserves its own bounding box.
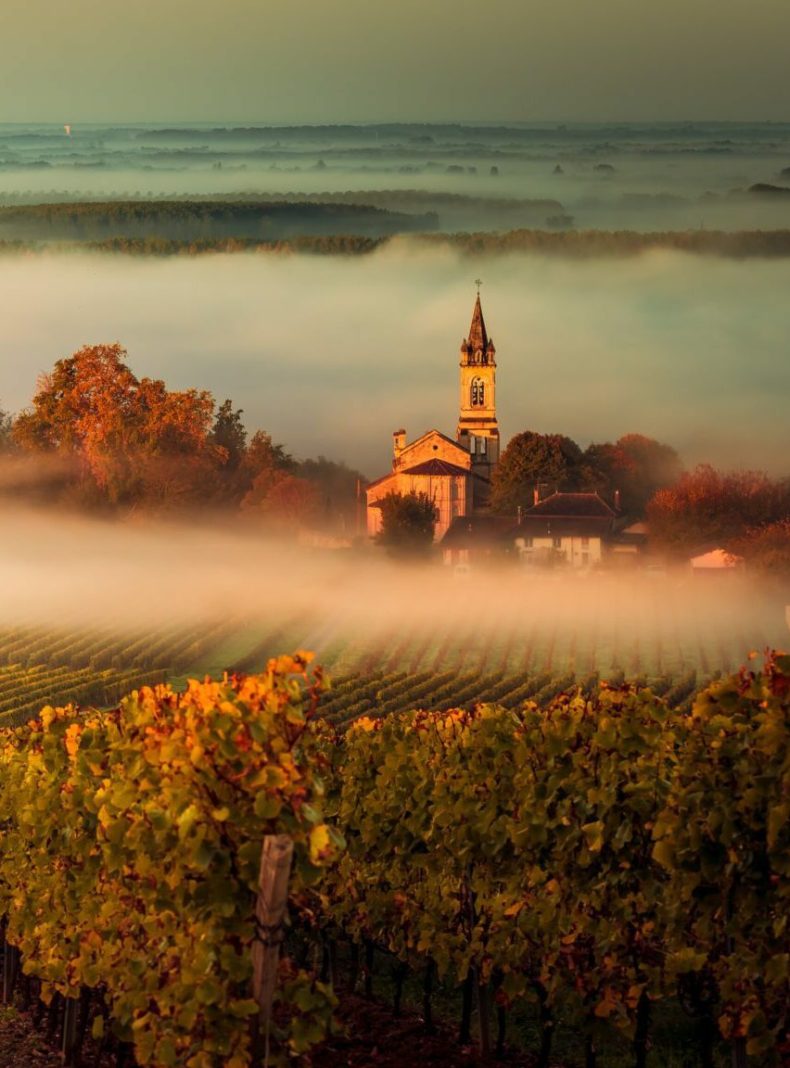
[252,834,294,1068]
[61,996,78,1065]
[2,942,19,1006]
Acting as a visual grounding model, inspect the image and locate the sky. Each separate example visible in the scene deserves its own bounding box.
[2,0,789,124]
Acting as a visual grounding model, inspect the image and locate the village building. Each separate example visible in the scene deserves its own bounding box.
[366,293,647,570]
[513,492,616,567]
[442,491,622,568]
[365,292,499,540]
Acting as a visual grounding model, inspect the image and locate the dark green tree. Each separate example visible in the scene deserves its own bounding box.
[376,491,438,558]
[491,431,583,514]
[210,399,247,470]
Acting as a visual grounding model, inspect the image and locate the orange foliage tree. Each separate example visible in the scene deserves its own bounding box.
[646,464,790,555]
[13,344,225,509]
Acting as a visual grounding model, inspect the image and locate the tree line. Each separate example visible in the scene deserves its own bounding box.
[0,200,436,244]
[4,228,790,259]
[3,343,788,572]
[1,344,364,532]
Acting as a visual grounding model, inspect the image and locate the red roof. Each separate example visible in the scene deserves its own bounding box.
[403,459,470,477]
[526,492,615,518]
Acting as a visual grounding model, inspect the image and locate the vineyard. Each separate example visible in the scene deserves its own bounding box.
[0,652,787,1068]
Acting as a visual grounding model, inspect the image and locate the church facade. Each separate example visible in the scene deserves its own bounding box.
[366,293,500,540]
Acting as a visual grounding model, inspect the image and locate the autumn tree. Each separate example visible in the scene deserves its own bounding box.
[12,344,222,509]
[241,469,321,531]
[491,431,584,514]
[295,456,367,534]
[731,519,790,579]
[582,433,682,515]
[646,465,790,555]
[375,490,438,558]
[0,405,15,453]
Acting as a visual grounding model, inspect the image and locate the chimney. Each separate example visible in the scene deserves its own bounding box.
[614,489,621,511]
[393,429,406,464]
[517,505,523,526]
[533,486,540,506]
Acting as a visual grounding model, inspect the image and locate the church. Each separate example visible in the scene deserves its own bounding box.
[365,291,500,540]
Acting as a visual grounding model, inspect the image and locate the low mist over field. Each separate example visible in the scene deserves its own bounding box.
[0,505,784,678]
[1,244,789,477]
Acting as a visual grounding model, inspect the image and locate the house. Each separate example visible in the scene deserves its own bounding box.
[441,515,518,567]
[514,492,616,568]
[689,547,744,574]
[609,520,650,564]
[366,292,500,541]
[442,492,619,569]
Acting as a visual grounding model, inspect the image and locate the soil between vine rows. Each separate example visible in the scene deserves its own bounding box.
[0,997,546,1068]
[0,1005,68,1068]
[308,993,540,1067]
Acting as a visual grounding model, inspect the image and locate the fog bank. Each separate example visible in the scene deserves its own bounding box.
[0,508,784,679]
[0,246,788,477]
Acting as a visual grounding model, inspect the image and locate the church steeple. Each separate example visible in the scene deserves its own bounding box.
[461,289,496,366]
[456,287,500,509]
[468,293,488,351]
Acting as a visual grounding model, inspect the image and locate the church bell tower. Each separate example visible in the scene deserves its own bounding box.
[456,289,499,500]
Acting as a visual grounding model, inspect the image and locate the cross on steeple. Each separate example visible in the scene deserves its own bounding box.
[474,277,483,294]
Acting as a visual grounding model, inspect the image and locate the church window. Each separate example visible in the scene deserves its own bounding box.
[471,377,485,407]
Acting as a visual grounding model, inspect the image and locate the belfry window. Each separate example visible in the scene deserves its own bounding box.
[471,377,485,407]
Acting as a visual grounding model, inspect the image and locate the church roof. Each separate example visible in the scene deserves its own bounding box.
[402,458,470,477]
[465,293,494,352]
[404,428,470,456]
[525,492,615,518]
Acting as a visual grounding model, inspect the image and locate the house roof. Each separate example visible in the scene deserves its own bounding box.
[690,547,743,569]
[441,514,517,549]
[525,492,615,518]
[403,459,470,477]
[517,516,613,538]
[622,521,649,535]
[611,531,648,547]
